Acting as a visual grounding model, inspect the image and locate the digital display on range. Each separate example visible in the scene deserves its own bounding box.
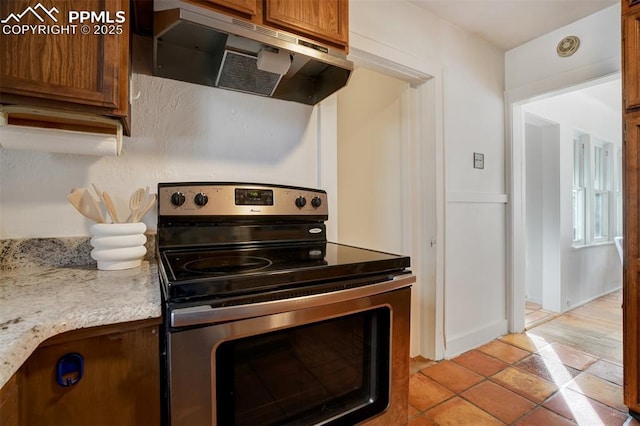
[235,189,274,206]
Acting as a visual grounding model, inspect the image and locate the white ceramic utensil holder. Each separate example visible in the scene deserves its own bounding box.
[90,222,147,270]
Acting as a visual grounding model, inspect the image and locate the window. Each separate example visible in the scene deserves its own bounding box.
[572,132,622,247]
[572,134,586,245]
[592,140,610,242]
[615,146,623,238]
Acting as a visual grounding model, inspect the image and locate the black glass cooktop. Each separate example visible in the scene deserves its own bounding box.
[159,242,410,303]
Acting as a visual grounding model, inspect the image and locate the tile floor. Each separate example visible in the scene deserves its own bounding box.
[408,292,638,425]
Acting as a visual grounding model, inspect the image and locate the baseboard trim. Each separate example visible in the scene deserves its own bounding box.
[564,285,622,312]
[444,319,508,358]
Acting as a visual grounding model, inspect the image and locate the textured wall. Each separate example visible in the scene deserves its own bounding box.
[0,74,317,238]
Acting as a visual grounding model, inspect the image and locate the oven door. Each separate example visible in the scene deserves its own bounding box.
[167,274,414,426]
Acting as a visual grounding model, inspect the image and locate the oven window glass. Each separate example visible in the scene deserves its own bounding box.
[215,307,391,425]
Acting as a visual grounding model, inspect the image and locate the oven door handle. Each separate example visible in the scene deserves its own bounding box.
[171,273,415,327]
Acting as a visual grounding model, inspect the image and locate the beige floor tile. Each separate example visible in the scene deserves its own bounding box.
[539,342,598,371]
[543,388,628,425]
[426,396,503,426]
[408,414,438,426]
[566,372,626,412]
[514,407,577,426]
[585,359,624,386]
[420,360,483,393]
[479,340,530,364]
[514,354,580,386]
[452,349,508,377]
[408,373,454,411]
[500,332,551,353]
[491,367,557,403]
[461,380,535,424]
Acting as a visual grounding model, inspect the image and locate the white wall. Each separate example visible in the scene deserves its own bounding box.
[336,68,408,254]
[505,3,621,332]
[539,123,562,312]
[0,74,318,238]
[523,82,622,310]
[349,0,506,358]
[524,117,564,313]
[441,22,506,357]
[505,4,620,99]
[525,123,544,304]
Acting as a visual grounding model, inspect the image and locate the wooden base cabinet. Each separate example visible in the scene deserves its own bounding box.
[0,372,22,426]
[0,319,160,426]
[623,2,640,418]
[624,113,640,418]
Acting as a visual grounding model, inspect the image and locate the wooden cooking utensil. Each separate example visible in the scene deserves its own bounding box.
[91,183,109,221]
[67,188,105,223]
[102,191,120,223]
[127,188,145,222]
[133,194,157,222]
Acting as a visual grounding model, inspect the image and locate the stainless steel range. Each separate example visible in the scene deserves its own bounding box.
[157,182,415,426]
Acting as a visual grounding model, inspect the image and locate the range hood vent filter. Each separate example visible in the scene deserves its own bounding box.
[216,50,282,97]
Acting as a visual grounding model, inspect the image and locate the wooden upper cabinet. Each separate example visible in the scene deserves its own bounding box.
[624,10,640,110]
[264,0,348,48]
[191,0,349,51]
[0,0,130,133]
[624,0,640,15]
[205,0,259,17]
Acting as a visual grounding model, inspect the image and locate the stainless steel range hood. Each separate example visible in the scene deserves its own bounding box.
[153,0,353,105]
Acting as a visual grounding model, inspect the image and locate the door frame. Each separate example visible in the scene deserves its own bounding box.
[506,71,621,332]
[318,45,446,360]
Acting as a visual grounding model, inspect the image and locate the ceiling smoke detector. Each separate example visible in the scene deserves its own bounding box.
[557,36,580,57]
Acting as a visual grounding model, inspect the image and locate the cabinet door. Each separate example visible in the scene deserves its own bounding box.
[205,0,258,17]
[264,0,348,48]
[624,11,640,110]
[624,0,640,15]
[624,114,640,415]
[0,373,22,426]
[0,0,129,118]
[23,324,160,426]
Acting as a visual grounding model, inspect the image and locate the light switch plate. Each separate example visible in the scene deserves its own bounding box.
[474,152,484,169]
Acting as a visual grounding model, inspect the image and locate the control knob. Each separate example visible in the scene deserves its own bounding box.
[194,192,209,207]
[311,196,322,208]
[170,192,186,206]
[295,196,307,208]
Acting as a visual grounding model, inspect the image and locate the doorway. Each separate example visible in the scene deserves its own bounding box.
[511,76,623,331]
[523,114,562,326]
[335,66,441,359]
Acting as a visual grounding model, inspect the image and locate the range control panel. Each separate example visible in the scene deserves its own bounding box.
[158,182,329,217]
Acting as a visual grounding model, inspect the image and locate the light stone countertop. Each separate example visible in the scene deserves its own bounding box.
[0,261,162,389]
